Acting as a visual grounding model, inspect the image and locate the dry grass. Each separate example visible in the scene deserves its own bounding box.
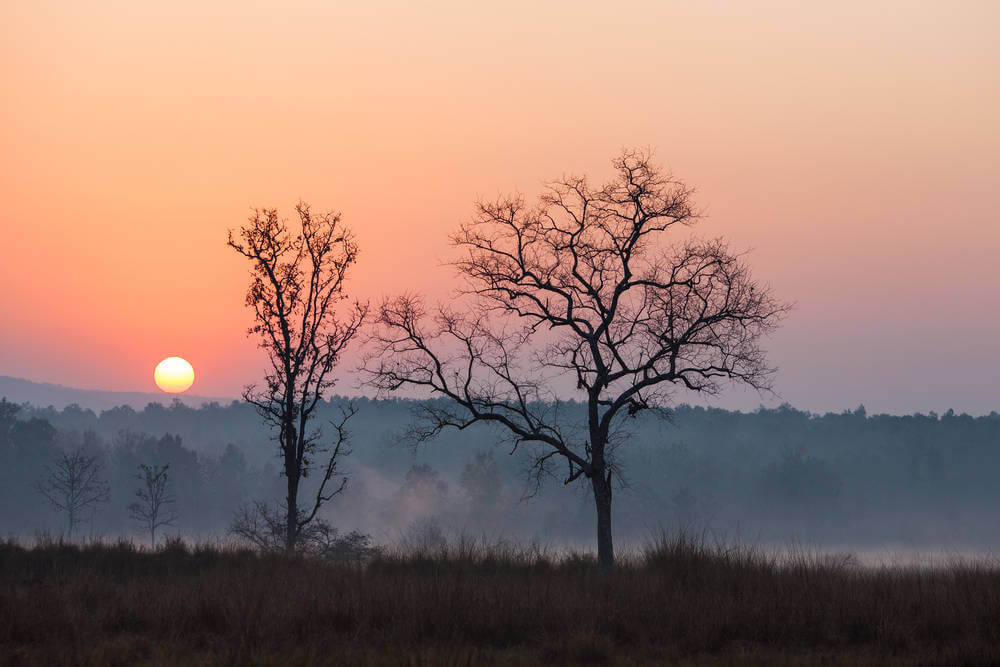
[2,534,1000,665]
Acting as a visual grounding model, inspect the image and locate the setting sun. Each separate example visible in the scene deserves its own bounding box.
[153,356,194,393]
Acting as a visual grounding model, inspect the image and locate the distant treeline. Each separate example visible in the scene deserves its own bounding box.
[2,396,999,547]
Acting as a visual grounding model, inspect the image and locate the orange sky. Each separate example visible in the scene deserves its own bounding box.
[2,1,998,414]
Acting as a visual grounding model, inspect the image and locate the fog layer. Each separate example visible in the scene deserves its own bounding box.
[3,397,998,550]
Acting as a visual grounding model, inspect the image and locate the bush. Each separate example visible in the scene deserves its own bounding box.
[228,500,380,561]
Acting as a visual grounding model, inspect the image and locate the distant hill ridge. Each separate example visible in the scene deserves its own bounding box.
[0,375,236,412]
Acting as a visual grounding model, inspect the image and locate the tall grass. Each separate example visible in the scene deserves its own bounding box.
[2,533,1000,664]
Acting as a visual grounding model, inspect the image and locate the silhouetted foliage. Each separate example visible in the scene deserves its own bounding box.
[228,202,367,551]
[366,150,789,567]
[0,397,19,437]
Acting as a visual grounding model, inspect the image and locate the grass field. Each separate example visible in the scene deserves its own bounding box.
[3,534,1000,665]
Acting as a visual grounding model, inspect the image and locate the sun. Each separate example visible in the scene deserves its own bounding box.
[154,357,195,393]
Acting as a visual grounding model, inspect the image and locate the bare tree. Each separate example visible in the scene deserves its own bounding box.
[365,150,789,569]
[37,447,110,538]
[127,463,177,546]
[228,202,366,552]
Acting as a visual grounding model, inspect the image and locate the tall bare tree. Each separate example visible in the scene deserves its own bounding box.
[228,202,366,552]
[37,447,110,538]
[128,463,177,546]
[365,150,789,569]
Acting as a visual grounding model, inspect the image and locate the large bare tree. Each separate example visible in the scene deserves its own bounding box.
[37,447,110,538]
[228,202,366,552]
[365,150,788,569]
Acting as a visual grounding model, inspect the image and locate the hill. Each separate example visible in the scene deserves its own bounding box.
[0,375,234,411]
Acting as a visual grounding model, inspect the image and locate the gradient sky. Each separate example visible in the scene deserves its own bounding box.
[2,1,998,414]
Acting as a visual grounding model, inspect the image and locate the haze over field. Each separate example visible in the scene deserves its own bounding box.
[2,1,998,415]
[4,393,1000,553]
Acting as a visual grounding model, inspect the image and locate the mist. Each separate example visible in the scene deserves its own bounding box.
[5,395,999,554]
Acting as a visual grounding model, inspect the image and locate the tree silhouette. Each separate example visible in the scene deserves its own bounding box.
[228,202,366,551]
[127,463,177,546]
[37,447,110,538]
[366,150,788,568]
[0,398,20,442]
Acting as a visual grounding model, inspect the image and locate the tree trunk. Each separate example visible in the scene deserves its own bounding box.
[592,471,614,570]
[285,473,298,552]
[284,417,299,553]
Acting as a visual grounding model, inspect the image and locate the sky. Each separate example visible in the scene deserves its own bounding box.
[1,1,998,415]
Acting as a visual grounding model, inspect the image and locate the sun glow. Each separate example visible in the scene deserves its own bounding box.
[154,357,195,393]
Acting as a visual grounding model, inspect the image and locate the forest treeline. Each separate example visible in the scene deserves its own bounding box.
[3,396,999,548]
